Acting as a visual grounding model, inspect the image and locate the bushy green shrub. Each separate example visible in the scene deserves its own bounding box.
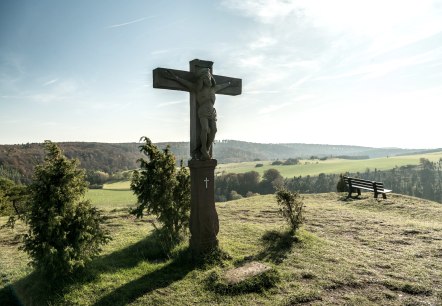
[22,141,110,279]
[271,160,283,166]
[229,190,243,200]
[130,137,190,244]
[283,158,299,165]
[1,177,29,228]
[275,188,304,233]
[0,177,16,216]
[336,174,348,192]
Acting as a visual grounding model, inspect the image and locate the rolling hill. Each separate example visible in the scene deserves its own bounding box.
[0,140,431,183]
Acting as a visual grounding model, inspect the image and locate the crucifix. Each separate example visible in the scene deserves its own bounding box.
[153,59,242,257]
[153,59,242,160]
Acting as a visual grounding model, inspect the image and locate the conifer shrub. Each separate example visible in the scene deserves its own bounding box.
[275,188,304,233]
[336,174,348,192]
[130,137,190,245]
[22,141,109,279]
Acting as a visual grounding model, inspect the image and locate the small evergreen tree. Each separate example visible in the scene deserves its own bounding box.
[275,188,304,233]
[0,177,16,216]
[336,174,348,192]
[130,137,190,243]
[22,141,109,279]
[0,177,29,228]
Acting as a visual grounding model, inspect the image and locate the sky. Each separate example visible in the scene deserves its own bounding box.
[1,0,442,149]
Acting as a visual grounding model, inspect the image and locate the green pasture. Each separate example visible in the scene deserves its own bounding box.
[216,151,442,178]
[85,181,135,210]
[2,193,442,305]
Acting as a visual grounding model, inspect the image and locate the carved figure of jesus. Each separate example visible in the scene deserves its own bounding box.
[166,68,232,160]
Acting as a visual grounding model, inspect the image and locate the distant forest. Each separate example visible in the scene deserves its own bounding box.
[0,140,429,184]
[2,141,442,204]
[214,158,442,204]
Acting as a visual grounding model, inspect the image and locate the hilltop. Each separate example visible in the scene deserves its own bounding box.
[0,141,429,183]
[1,192,441,305]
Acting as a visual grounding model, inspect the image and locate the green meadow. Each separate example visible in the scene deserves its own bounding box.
[216,151,442,178]
[2,151,442,305]
[85,182,135,211]
[1,192,442,305]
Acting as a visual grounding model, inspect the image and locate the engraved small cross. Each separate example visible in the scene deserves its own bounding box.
[204,177,209,189]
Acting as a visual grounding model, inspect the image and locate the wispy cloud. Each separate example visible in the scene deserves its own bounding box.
[315,47,442,82]
[107,16,153,29]
[258,102,292,114]
[156,99,186,108]
[43,78,58,86]
[31,79,80,104]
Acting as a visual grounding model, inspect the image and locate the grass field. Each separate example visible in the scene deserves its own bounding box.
[1,192,442,305]
[85,181,135,210]
[216,151,442,178]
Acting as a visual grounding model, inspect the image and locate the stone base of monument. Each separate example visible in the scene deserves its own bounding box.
[224,261,272,285]
[188,159,219,257]
[208,261,278,293]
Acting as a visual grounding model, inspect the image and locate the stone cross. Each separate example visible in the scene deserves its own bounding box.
[152,59,242,257]
[153,59,242,160]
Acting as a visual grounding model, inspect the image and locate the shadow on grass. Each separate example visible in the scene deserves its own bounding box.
[0,230,194,305]
[338,193,366,202]
[93,250,193,305]
[254,229,300,264]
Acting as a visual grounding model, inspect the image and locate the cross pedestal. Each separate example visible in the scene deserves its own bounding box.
[188,159,219,256]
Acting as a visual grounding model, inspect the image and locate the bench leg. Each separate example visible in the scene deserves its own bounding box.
[374,192,378,198]
[382,193,387,199]
[357,188,361,197]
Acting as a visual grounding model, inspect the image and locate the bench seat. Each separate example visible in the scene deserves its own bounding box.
[344,176,392,199]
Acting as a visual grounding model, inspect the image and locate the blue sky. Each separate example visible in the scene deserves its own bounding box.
[1,0,442,149]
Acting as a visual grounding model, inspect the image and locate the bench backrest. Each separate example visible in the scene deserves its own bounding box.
[344,176,386,191]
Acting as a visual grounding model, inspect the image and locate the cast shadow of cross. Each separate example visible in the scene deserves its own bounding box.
[253,229,300,264]
[92,255,193,306]
[0,230,194,305]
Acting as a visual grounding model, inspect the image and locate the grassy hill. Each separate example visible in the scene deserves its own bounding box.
[1,193,442,305]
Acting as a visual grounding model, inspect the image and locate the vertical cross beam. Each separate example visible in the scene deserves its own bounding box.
[189,59,213,158]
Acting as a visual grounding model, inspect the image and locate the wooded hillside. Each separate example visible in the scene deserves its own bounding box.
[0,140,428,184]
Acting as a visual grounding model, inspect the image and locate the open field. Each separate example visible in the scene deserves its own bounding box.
[1,192,442,305]
[216,151,442,178]
[85,181,135,210]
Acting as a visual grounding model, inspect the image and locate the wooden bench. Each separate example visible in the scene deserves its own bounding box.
[344,176,392,199]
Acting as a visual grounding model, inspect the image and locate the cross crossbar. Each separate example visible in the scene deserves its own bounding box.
[152,59,242,160]
[153,68,242,96]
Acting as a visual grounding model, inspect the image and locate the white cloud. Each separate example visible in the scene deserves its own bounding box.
[258,102,292,114]
[249,36,277,49]
[43,78,58,86]
[221,0,302,23]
